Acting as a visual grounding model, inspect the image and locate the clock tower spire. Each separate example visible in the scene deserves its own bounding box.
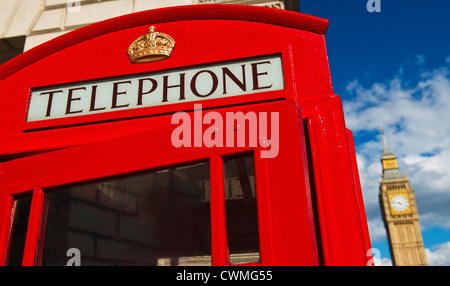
[378,126,428,266]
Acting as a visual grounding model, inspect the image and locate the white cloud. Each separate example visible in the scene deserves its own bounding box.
[342,57,450,244]
[415,54,425,65]
[366,219,387,242]
[374,257,392,266]
[370,241,450,266]
[426,241,450,266]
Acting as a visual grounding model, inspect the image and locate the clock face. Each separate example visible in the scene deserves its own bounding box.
[390,195,409,212]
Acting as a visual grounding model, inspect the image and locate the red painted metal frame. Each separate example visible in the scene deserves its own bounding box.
[0,4,371,265]
[0,101,319,265]
[301,96,372,265]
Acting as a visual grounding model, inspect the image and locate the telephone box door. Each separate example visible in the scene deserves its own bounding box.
[0,100,320,266]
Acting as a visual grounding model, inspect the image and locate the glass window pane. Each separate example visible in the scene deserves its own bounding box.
[39,162,211,266]
[224,155,260,264]
[6,194,33,266]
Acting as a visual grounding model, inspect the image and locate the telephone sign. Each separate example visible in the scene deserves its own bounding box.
[28,54,283,122]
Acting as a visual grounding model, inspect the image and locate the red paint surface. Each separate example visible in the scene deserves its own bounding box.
[0,5,370,265]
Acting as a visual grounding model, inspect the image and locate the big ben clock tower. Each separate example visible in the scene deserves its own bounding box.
[379,126,428,266]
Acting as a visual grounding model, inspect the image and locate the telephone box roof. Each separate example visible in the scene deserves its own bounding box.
[0,4,328,80]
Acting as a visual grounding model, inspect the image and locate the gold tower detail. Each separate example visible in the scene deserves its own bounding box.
[378,126,428,266]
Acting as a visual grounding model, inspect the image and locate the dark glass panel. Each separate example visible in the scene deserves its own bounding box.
[224,155,260,264]
[39,162,211,266]
[6,194,33,266]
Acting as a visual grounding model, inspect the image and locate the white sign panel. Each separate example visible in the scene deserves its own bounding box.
[27,54,284,122]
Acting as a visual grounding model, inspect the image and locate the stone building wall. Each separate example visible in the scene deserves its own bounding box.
[0,0,297,64]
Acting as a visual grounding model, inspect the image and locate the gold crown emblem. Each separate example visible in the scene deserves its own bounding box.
[127,26,175,63]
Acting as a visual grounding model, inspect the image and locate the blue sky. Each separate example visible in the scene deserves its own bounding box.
[300,0,450,265]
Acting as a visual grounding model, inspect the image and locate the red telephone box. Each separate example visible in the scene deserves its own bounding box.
[0,5,371,266]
